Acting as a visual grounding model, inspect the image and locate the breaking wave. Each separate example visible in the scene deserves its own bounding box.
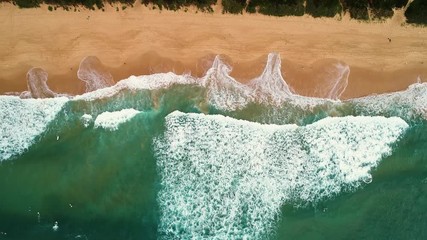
[0,96,68,161]
[1,52,426,163]
[154,111,408,239]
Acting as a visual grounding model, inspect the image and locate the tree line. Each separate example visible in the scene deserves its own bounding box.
[2,0,426,24]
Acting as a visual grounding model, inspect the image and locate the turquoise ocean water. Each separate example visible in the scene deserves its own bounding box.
[1,54,427,239]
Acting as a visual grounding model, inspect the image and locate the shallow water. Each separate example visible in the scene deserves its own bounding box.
[1,54,427,239]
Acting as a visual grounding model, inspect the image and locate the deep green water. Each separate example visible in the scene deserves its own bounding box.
[1,67,427,239]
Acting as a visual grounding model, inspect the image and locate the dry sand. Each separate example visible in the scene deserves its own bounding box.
[0,3,426,99]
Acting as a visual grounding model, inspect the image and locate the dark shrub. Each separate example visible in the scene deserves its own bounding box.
[15,0,40,8]
[222,0,245,14]
[247,0,304,16]
[369,0,408,19]
[405,0,427,24]
[306,0,342,18]
[341,0,369,20]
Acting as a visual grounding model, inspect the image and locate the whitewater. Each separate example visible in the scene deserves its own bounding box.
[0,53,426,239]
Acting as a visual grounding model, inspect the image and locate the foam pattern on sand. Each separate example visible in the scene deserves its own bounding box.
[155,111,408,239]
[202,53,335,111]
[0,96,68,161]
[26,67,57,98]
[248,53,294,105]
[94,108,140,131]
[77,56,115,92]
[201,56,253,111]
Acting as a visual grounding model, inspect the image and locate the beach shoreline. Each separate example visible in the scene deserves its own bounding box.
[0,2,426,99]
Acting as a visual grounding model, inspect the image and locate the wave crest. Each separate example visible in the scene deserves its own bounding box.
[0,96,68,161]
[155,111,408,239]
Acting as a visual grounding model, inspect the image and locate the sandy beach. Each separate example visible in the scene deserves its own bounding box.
[0,2,426,99]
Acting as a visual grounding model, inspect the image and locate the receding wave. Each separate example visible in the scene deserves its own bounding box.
[200,55,253,111]
[77,56,115,92]
[313,62,350,99]
[25,67,57,98]
[200,53,337,111]
[248,53,294,104]
[154,111,408,239]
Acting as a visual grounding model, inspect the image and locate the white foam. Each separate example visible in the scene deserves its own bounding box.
[94,108,140,131]
[155,111,408,239]
[81,114,93,128]
[74,72,196,101]
[0,96,68,161]
[201,53,337,111]
[68,54,427,120]
[248,53,294,105]
[350,82,427,120]
[71,53,338,112]
[200,56,253,111]
[72,53,335,111]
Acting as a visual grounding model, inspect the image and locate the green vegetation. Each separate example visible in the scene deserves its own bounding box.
[369,0,408,19]
[340,0,369,20]
[3,0,136,10]
[306,0,341,18]
[339,0,410,20]
[405,0,427,25]
[14,0,41,8]
[1,0,426,25]
[141,0,215,12]
[222,0,245,14]
[247,0,304,16]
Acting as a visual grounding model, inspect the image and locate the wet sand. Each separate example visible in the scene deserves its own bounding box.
[0,3,426,99]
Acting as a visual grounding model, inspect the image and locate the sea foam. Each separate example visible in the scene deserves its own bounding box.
[350,82,427,120]
[72,53,335,111]
[74,73,196,101]
[201,56,253,111]
[0,96,68,161]
[155,111,408,239]
[81,114,93,128]
[94,108,140,131]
